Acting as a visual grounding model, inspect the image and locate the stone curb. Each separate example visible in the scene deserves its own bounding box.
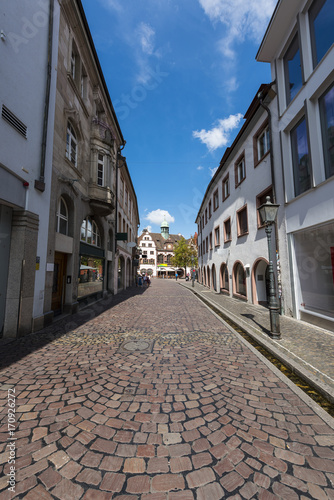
[179,282,334,409]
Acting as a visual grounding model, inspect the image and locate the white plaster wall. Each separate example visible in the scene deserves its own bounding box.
[0,1,60,321]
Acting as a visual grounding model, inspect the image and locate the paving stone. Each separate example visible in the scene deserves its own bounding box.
[152,474,185,492]
[186,467,216,488]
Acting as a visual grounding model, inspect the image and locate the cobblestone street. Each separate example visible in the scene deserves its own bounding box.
[0,279,334,499]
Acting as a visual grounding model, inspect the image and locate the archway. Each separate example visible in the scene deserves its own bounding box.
[212,264,217,291]
[220,263,229,293]
[233,261,247,298]
[252,258,268,305]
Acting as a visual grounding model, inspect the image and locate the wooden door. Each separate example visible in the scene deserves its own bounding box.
[51,252,67,314]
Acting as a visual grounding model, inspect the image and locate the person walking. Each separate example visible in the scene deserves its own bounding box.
[175,272,178,281]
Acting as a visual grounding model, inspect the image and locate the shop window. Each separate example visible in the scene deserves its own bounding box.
[237,205,248,237]
[291,117,312,197]
[56,196,68,235]
[234,262,247,297]
[78,256,103,298]
[80,217,101,247]
[66,122,77,166]
[309,0,334,68]
[222,174,230,201]
[224,218,232,242]
[284,33,303,104]
[319,82,334,179]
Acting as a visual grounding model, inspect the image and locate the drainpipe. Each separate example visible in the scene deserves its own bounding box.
[114,143,126,285]
[35,0,54,192]
[258,88,284,314]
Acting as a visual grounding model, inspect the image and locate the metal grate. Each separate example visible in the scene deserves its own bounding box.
[2,105,27,138]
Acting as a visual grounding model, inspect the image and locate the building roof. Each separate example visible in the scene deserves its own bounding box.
[138,232,183,251]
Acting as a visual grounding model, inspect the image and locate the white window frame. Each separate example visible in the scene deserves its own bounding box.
[97,153,104,187]
[66,122,77,167]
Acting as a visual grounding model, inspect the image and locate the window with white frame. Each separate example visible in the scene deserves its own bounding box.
[235,156,246,187]
[222,174,230,201]
[66,122,77,166]
[309,0,334,69]
[319,82,334,179]
[97,153,104,186]
[213,189,219,211]
[291,117,312,197]
[81,217,101,247]
[237,205,248,237]
[284,33,303,104]
[257,125,270,162]
[214,226,220,246]
[56,196,68,235]
[224,218,231,242]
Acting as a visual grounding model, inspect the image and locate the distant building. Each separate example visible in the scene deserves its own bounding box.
[138,221,184,277]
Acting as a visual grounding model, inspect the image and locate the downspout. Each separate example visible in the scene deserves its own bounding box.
[35,0,54,192]
[114,143,126,289]
[258,88,284,313]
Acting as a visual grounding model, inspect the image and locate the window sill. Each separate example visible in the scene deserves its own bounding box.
[237,232,249,238]
[254,150,270,168]
[233,293,247,301]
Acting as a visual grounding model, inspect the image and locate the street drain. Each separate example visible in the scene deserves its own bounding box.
[119,339,154,353]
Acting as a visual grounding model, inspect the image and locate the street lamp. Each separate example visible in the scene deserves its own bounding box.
[258,196,281,340]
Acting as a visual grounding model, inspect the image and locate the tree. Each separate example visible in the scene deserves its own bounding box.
[171,237,198,278]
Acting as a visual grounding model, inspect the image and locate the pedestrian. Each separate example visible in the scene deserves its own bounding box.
[175,272,178,281]
[143,275,147,287]
[147,275,151,287]
[138,275,142,287]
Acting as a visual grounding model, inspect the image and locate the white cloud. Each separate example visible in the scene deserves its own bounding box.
[210,167,218,177]
[100,0,122,12]
[198,0,276,58]
[145,209,175,226]
[193,113,243,152]
[197,166,204,170]
[137,22,155,55]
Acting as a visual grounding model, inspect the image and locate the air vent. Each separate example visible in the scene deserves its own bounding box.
[2,105,27,138]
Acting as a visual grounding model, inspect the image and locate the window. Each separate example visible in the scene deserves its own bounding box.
[120,177,124,205]
[209,200,212,218]
[167,255,172,264]
[309,0,334,68]
[224,218,231,242]
[235,155,246,187]
[222,174,230,201]
[291,117,312,196]
[81,217,101,247]
[56,197,68,235]
[255,121,270,164]
[237,206,248,237]
[206,236,208,253]
[81,66,87,99]
[66,122,77,166]
[70,47,77,80]
[209,232,213,250]
[284,34,303,104]
[256,187,274,228]
[319,83,334,179]
[214,226,220,247]
[97,153,104,186]
[158,254,163,263]
[205,209,208,224]
[234,263,247,297]
[202,215,204,229]
[150,251,154,255]
[148,243,152,247]
[213,190,219,211]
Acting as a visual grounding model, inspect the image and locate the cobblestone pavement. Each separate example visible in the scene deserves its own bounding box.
[180,281,334,398]
[0,279,334,499]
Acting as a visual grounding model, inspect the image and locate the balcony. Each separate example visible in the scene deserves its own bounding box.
[140,259,155,265]
[89,184,115,216]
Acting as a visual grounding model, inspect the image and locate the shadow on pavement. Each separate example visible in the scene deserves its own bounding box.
[0,285,149,371]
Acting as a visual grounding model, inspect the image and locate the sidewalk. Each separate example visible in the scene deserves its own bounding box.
[180,280,334,403]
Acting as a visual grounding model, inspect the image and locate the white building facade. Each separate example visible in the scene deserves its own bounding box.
[0,0,60,337]
[196,85,292,314]
[257,0,334,330]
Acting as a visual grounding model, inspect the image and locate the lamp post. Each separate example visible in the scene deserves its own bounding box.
[258,196,281,340]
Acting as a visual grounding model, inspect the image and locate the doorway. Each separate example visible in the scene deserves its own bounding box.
[52,252,67,315]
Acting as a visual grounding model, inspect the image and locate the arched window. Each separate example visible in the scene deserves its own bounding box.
[81,217,101,247]
[56,196,68,235]
[167,254,172,264]
[158,254,164,264]
[66,122,77,166]
[234,262,246,297]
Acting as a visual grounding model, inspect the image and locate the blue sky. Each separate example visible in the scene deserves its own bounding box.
[81,0,277,238]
